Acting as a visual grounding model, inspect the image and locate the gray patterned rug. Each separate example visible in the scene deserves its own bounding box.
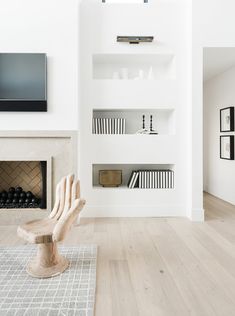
[0,245,97,316]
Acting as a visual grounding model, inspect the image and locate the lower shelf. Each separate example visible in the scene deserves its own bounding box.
[92,163,175,189]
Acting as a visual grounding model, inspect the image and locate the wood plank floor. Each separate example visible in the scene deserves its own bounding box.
[1,192,235,315]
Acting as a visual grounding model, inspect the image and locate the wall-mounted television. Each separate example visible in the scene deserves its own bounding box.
[0,53,47,111]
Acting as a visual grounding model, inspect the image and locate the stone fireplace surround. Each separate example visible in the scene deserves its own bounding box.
[0,131,77,224]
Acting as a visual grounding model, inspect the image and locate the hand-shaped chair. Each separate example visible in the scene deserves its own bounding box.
[17,174,86,278]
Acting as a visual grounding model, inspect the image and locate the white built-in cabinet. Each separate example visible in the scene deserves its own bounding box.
[80,0,190,217]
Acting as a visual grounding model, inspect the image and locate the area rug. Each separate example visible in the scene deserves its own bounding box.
[0,245,97,316]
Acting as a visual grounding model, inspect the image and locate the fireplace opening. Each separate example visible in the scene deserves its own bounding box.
[0,161,47,209]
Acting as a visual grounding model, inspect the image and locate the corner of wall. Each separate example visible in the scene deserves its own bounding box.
[190,208,205,222]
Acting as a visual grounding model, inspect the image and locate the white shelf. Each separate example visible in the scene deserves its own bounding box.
[93,108,175,135]
[92,163,175,188]
[93,53,176,80]
[92,80,178,108]
[89,135,177,163]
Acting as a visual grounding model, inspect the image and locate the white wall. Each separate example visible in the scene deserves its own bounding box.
[192,0,235,220]
[204,67,235,205]
[0,0,80,130]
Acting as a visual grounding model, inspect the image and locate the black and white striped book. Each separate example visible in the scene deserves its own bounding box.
[93,118,126,134]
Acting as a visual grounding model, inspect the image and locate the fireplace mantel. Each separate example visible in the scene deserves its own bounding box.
[0,131,77,224]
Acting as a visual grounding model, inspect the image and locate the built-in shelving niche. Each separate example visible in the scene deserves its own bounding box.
[92,109,175,135]
[92,53,176,80]
[92,164,175,189]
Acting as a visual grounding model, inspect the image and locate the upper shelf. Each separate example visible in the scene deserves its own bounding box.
[92,53,176,80]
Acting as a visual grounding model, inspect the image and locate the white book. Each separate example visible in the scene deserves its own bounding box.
[144,171,147,189]
[154,171,156,189]
[101,118,104,134]
[139,171,142,188]
[112,118,114,134]
[152,171,155,189]
[166,170,169,189]
[128,171,136,188]
[103,118,106,134]
[148,171,150,189]
[140,171,144,189]
[95,118,98,135]
[114,118,116,134]
[114,118,118,134]
[98,118,100,134]
[92,118,95,134]
[168,170,171,189]
[132,171,139,188]
[123,118,126,134]
[160,171,163,189]
[108,118,111,134]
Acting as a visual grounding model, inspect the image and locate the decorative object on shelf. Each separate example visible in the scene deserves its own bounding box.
[220,135,234,160]
[149,114,158,134]
[138,69,144,80]
[220,107,234,132]
[99,170,122,187]
[136,115,148,134]
[112,71,120,79]
[93,117,125,134]
[147,66,154,80]
[128,169,174,189]
[117,36,154,44]
[120,68,129,79]
[136,115,158,135]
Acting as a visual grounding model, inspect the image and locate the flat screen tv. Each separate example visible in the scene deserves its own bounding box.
[0,53,47,111]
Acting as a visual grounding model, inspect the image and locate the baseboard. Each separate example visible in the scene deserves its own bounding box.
[81,204,185,218]
[190,208,205,222]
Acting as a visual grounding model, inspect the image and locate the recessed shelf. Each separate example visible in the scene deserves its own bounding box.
[92,108,175,135]
[92,53,176,80]
[93,163,175,189]
[92,80,178,108]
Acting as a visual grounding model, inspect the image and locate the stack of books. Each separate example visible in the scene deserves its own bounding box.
[128,170,174,189]
[93,118,126,134]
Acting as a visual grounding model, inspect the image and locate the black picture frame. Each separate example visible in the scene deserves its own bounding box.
[220,107,234,132]
[220,135,234,160]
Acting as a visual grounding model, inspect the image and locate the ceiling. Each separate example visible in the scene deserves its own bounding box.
[203,47,235,82]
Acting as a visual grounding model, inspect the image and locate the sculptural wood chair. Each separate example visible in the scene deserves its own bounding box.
[17,174,86,278]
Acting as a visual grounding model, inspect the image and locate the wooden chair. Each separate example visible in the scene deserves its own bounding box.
[17,174,86,278]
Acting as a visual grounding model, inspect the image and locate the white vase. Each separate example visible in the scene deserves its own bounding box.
[147,66,154,80]
[120,68,129,79]
[138,69,144,80]
[112,71,120,79]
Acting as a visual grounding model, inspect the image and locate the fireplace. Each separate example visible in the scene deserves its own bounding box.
[0,160,49,210]
[0,131,77,224]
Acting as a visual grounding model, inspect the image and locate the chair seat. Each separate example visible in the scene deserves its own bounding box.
[17,218,57,244]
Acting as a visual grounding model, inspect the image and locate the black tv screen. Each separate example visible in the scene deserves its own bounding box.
[0,53,47,111]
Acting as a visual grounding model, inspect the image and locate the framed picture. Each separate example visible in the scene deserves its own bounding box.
[220,107,234,132]
[220,135,234,160]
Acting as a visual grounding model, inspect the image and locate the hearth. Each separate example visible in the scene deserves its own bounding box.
[0,161,47,209]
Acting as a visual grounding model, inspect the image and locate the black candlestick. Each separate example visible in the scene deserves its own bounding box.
[150,115,153,131]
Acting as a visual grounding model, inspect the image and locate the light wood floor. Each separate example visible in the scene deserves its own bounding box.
[1,192,235,316]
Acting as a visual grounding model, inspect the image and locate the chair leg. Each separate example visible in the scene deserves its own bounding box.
[26,242,69,278]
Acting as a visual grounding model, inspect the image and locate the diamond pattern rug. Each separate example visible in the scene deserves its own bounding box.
[0,245,97,316]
